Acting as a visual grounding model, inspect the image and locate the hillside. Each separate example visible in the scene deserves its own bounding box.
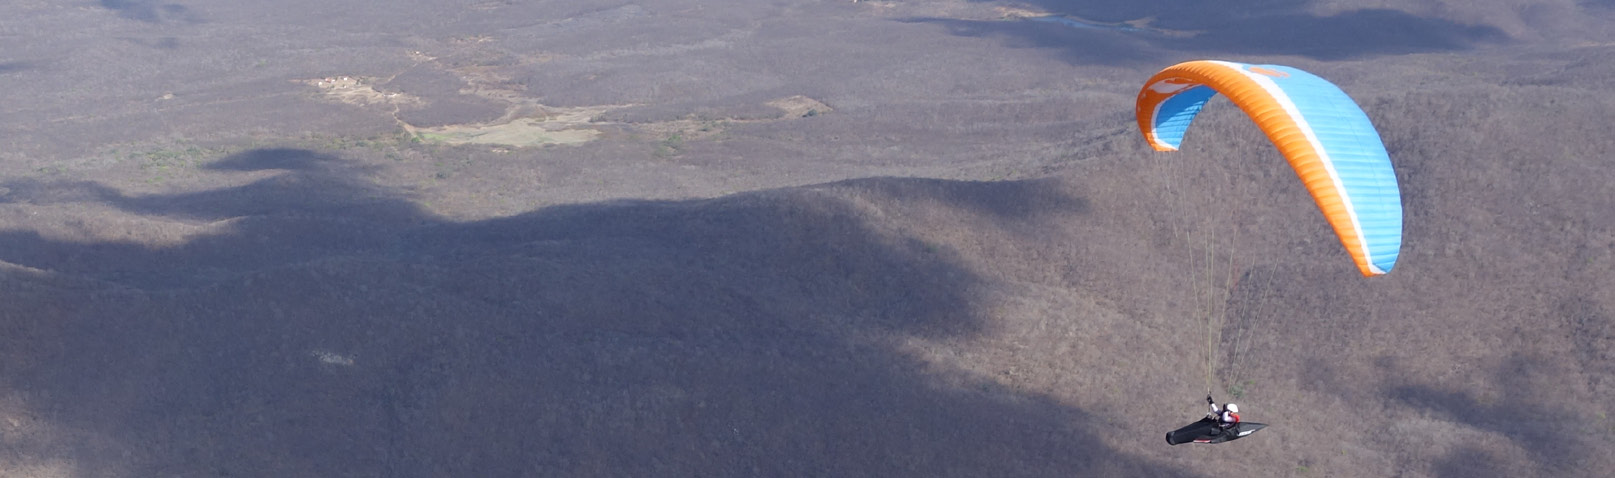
[1,1,1613,477]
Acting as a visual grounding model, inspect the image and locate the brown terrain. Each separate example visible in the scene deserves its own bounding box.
[1,0,1613,476]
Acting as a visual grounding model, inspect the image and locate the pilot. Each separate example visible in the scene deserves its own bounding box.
[1206,395,1240,432]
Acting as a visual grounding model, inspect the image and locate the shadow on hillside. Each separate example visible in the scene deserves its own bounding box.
[916,1,1508,62]
[98,0,202,24]
[1385,356,1593,476]
[0,148,1189,477]
[910,17,1156,66]
[1429,446,1514,478]
[1214,261,1598,475]
[1557,296,1615,394]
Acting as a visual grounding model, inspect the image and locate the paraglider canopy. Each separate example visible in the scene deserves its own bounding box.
[1135,60,1403,277]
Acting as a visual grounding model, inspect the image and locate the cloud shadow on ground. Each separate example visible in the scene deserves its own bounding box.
[1384,356,1595,476]
[0,148,1193,477]
[0,62,34,74]
[911,1,1509,63]
[98,0,201,24]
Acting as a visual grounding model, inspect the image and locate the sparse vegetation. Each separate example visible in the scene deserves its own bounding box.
[654,133,685,157]
[1226,380,1254,400]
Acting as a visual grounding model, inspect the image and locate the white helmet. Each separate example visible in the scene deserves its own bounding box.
[1226,404,1239,413]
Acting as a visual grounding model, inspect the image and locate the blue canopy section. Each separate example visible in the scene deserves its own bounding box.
[1149,85,1218,150]
[1261,65,1402,273]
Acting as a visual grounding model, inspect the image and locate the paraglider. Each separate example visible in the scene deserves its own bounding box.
[1166,393,1266,445]
[1136,60,1403,277]
[1166,418,1266,445]
[1137,60,1403,444]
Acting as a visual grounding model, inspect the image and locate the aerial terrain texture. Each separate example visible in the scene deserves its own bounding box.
[1,0,1613,476]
